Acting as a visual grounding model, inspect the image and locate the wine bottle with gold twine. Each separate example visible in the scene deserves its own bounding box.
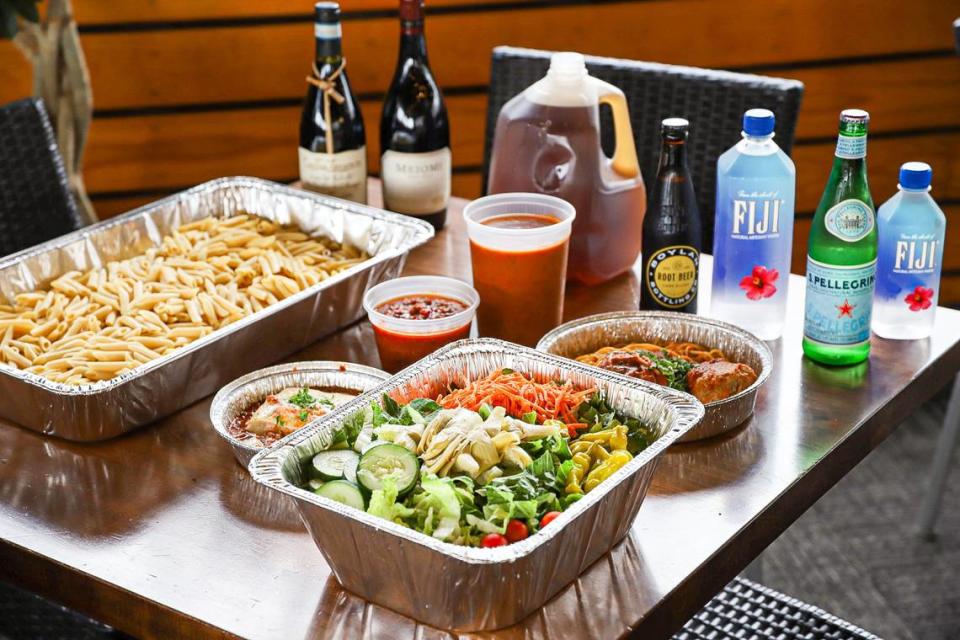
[298,2,368,204]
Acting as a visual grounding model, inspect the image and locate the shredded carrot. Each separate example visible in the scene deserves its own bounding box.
[438,369,596,424]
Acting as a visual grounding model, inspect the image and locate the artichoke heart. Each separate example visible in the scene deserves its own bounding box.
[502,445,533,469]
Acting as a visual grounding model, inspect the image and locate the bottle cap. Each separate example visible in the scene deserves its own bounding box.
[314,2,340,23]
[743,108,775,136]
[399,0,425,22]
[548,52,588,81]
[661,117,689,138]
[840,108,869,123]
[899,161,932,191]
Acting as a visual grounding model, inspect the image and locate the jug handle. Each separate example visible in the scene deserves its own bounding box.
[597,86,641,179]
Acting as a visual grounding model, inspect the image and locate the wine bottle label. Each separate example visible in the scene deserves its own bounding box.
[803,257,876,346]
[644,245,699,308]
[835,134,866,159]
[299,146,367,204]
[381,148,451,215]
[824,199,874,242]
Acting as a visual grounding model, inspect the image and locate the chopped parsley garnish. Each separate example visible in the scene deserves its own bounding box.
[646,353,693,391]
[289,388,317,409]
[317,397,335,409]
[275,415,285,427]
[298,409,309,422]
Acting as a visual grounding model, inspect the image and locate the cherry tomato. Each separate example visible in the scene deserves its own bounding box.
[481,533,508,548]
[505,519,529,543]
[540,511,562,528]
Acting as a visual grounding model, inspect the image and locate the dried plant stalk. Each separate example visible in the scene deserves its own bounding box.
[13,0,96,223]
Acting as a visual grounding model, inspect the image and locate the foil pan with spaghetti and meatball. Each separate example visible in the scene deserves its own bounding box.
[0,177,433,441]
[537,311,773,442]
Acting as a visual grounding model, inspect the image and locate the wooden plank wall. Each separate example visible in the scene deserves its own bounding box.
[1,0,958,298]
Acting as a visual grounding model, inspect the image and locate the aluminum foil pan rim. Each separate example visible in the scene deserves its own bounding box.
[0,177,434,397]
[536,310,774,409]
[209,360,392,456]
[250,338,704,565]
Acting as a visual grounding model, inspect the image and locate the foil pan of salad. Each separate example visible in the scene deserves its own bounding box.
[249,338,703,631]
[537,311,773,442]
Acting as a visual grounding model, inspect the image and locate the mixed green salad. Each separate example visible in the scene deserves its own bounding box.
[298,369,656,548]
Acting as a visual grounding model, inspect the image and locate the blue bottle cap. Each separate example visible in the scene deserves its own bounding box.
[899,162,932,190]
[743,108,775,136]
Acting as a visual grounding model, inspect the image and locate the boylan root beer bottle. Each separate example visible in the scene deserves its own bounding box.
[641,118,701,313]
[802,109,877,366]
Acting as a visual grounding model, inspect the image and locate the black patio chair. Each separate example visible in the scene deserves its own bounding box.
[0,98,86,258]
[674,577,881,640]
[482,46,804,247]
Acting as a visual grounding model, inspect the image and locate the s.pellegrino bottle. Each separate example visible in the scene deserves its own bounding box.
[641,118,701,313]
[299,3,367,204]
[380,0,451,230]
[873,162,945,339]
[711,109,796,339]
[802,109,876,365]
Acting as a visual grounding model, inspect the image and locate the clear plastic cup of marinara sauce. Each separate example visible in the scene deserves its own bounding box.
[464,193,576,347]
[363,276,480,372]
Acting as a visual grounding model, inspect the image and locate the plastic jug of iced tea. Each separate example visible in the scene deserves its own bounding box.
[486,52,646,285]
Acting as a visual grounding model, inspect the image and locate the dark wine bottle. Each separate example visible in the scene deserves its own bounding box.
[380,0,451,230]
[299,2,368,204]
[640,118,702,313]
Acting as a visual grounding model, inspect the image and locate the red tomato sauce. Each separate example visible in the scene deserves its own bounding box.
[471,213,568,347]
[375,294,468,320]
[373,322,471,372]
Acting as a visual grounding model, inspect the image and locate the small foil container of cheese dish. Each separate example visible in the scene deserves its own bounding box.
[209,360,391,467]
[537,311,773,442]
[249,338,703,631]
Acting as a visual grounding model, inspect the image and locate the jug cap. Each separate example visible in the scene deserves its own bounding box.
[899,161,932,191]
[548,52,588,81]
[743,108,775,136]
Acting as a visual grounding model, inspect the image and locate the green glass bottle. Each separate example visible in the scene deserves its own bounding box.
[802,109,877,365]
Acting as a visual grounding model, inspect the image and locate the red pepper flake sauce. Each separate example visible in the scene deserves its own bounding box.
[372,294,472,373]
[375,294,468,320]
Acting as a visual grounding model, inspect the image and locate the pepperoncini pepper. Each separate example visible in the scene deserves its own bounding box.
[583,450,633,492]
[565,451,592,494]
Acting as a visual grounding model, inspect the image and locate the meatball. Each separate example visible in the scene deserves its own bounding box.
[596,350,668,386]
[685,360,758,403]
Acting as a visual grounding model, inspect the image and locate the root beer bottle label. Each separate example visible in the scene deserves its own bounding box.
[645,244,699,308]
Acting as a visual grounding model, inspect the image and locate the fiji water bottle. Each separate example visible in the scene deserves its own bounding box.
[711,109,796,339]
[873,162,945,339]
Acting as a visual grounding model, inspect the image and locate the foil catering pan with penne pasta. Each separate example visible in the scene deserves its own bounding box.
[0,177,433,441]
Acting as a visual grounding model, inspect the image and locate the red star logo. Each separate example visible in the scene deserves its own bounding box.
[837,299,855,318]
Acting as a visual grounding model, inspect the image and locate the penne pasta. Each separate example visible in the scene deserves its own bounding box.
[0,214,366,384]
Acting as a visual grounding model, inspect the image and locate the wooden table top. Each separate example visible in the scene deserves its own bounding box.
[1,192,959,640]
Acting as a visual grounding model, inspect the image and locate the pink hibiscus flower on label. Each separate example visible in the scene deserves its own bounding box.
[739,265,779,301]
[904,286,934,312]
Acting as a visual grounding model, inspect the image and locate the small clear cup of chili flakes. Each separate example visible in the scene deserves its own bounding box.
[363,276,479,372]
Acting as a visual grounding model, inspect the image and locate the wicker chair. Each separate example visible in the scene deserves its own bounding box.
[674,577,881,640]
[0,98,86,258]
[482,46,804,247]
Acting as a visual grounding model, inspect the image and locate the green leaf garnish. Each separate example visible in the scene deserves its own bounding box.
[289,388,317,408]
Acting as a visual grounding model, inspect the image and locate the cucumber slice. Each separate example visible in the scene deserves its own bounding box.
[357,443,419,495]
[314,480,365,510]
[307,478,325,491]
[311,450,360,481]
